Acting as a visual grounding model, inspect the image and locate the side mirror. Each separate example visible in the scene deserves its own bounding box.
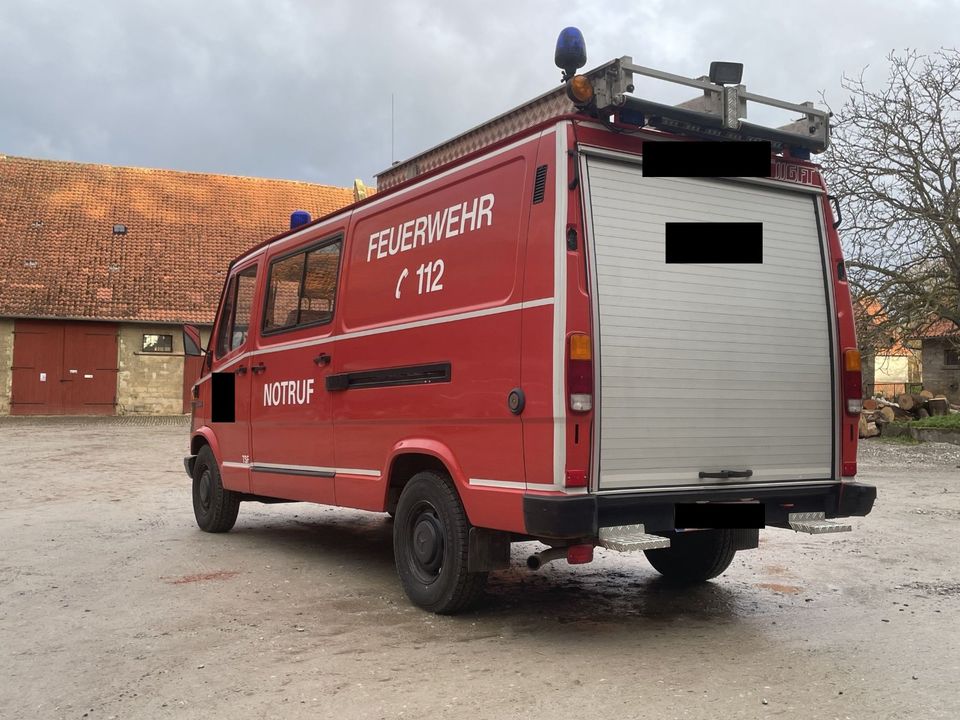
[183,324,204,357]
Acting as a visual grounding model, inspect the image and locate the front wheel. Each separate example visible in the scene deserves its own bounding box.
[192,445,241,533]
[393,471,487,614]
[644,529,737,583]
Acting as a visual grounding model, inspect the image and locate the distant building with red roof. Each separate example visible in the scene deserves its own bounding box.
[857,299,921,399]
[0,153,354,414]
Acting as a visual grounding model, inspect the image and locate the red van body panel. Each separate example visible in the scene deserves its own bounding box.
[189,114,873,541]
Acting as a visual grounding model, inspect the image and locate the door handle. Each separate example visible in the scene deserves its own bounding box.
[313,353,331,366]
[698,469,753,479]
[235,366,248,376]
[251,362,266,375]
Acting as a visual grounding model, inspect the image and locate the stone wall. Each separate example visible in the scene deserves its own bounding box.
[0,319,14,415]
[116,324,211,415]
[922,338,960,403]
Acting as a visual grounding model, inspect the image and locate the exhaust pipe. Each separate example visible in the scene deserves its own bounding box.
[526,546,569,570]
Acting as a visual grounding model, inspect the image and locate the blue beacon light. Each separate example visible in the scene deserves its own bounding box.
[290,210,311,229]
[555,27,587,81]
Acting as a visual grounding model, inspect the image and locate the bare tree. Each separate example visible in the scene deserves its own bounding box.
[823,49,960,354]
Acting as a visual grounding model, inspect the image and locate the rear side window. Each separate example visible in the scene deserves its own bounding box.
[215,266,258,358]
[263,239,342,333]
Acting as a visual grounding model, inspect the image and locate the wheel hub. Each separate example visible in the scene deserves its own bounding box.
[411,512,443,577]
[198,469,212,511]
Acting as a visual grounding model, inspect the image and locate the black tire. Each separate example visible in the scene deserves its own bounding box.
[192,445,241,533]
[393,471,487,614]
[644,529,737,583]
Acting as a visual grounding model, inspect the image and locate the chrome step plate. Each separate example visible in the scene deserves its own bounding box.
[788,511,852,534]
[598,524,671,552]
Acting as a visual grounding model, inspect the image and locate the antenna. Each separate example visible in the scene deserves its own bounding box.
[391,93,395,164]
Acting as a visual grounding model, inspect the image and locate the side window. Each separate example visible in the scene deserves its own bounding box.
[301,243,340,323]
[264,254,303,332]
[263,239,342,334]
[215,265,258,357]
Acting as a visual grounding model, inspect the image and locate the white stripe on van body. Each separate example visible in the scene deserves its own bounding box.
[468,478,527,490]
[467,478,590,495]
[194,296,555,387]
[552,122,568,491]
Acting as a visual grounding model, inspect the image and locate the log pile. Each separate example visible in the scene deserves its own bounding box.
[859,391,952,438]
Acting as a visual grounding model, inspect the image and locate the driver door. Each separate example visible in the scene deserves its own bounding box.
[209,261,260,493]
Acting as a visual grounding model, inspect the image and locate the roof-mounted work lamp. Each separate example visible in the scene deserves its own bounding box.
[708,61,744,85]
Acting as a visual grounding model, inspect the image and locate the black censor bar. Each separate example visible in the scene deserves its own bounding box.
[665,222,763,263]
[642,140,772,177]
[675,502,765,529]
[211,372,236,423]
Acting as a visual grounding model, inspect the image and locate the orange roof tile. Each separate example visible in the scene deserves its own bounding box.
[0,154,354,324]
[920,318,960,338]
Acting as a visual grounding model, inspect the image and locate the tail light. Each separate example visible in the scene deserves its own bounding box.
[566,544,594,564]
[843,348,862,415]
[568,333,593,412]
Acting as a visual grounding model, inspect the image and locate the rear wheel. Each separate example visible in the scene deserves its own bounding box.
[644,529,736,583]
[393,471,487,613]
[192,445,241,533]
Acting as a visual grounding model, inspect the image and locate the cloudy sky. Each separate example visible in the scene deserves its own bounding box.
[2,0,956,188]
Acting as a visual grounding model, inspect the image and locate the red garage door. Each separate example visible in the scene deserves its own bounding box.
[11,320,119,415]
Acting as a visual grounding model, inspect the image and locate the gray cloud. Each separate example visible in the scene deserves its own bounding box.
[1,0,955,187]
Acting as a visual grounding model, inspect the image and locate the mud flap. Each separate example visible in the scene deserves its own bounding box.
[732,528,760,550]
[467,528,511,572]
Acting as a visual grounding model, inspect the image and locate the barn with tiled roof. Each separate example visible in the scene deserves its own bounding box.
[0,154,354,415]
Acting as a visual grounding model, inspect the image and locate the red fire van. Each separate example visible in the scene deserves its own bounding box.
[184,33,875,613]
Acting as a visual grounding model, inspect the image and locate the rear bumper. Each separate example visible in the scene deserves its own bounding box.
[523,481,876,540]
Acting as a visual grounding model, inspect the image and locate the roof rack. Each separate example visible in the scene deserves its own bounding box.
[377,56,830,191]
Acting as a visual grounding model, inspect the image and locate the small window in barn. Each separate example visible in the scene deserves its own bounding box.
[263,237,342,334]
[946,346,960,367]
[142,334,173,353]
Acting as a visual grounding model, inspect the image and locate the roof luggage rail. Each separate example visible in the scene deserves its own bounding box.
[589,57,830,155]
[377,43,829,191]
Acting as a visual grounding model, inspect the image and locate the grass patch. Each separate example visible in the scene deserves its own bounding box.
[900,413,960,430]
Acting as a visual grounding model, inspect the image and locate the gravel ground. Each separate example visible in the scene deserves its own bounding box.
[1,420,959,720]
